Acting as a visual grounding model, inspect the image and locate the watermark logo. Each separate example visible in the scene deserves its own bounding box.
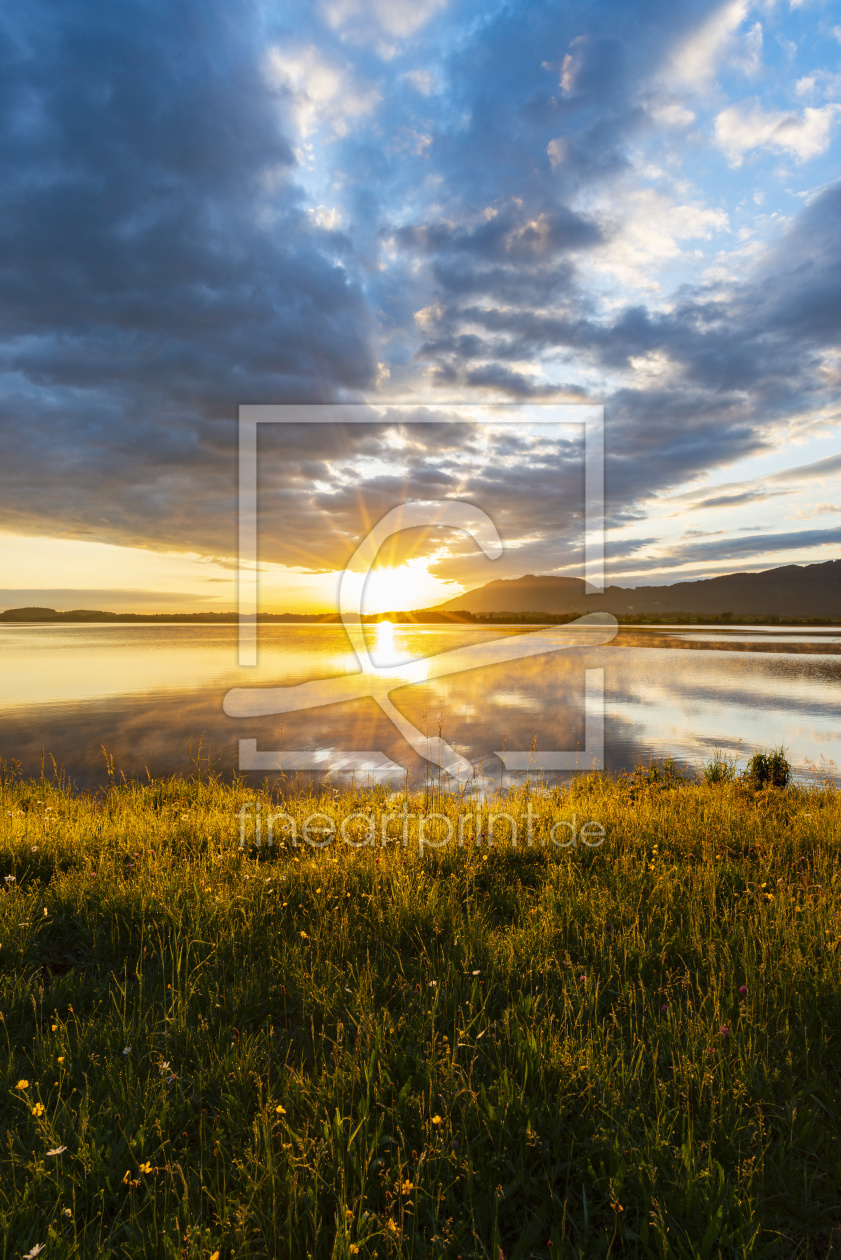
[224,404,616,785]
[238,800,606,851]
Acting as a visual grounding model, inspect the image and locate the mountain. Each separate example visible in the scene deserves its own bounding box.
[436,558,841,618]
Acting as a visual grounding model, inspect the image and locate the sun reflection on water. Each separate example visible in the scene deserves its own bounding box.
[375,619,395,661]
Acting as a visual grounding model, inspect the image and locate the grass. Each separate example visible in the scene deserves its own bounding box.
[0,762,840,1259]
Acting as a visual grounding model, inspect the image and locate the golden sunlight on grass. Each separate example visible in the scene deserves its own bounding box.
[0,762,840,1254]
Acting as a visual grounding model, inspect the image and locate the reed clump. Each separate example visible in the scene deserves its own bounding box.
[0,762,839,1258]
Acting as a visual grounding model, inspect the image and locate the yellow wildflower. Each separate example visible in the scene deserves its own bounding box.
[388,1219,398,1234]
[31,1102,45,1117]
[275,1104,286,1115]
[57,1057,64,1063]
[401,1179,414,1193]
[300,930,308,939]
[16,1079,29,1090]
[431,1114,442,1126]
[138,1161,153,1174]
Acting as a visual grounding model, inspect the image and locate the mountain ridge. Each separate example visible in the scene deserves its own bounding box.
[436,558,841,618]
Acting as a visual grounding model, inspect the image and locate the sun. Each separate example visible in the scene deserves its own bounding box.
[355,561,460,614]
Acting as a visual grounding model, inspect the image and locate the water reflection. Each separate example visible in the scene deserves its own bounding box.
[0,624,839,787]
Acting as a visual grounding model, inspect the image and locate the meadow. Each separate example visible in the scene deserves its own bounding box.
[0,757,839,1259]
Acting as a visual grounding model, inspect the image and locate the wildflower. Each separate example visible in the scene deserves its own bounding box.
[57,1056,64,1064]
[138,1161,153,1174]
[210,1253,220,1260]
[31,1102,46,1117]
[16,1079,29,1090]
[4,874,15,883]
[122,1046,131,1055]
[472,969,480,976]
[275,1104,286,1115]
[579,975,585,983]
[47,1146,67,1156]
[63,1208,71,1216]
[720,1025,730,1038]
[401,1179,414,1193]
[388,1219,398,1234]
[739,985,748,996]
[482,854,488,861]
[350,1248,360,1257]
[431,1114,442,1126]
[23,1246,45,1259]
[300,931,308,939]
[661,1003,668,1013]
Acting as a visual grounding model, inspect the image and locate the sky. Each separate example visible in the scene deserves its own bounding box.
[1,0,840,613]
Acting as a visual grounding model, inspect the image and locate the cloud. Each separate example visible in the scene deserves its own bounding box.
[393,202,603,263]
[0,0,379,555]
[770,451,841,482]
[667,0,751,88]
[590,188,729,293]
[650,102,696,127]
[714,99,840,165]
[264,45,380,139]
[664,525,841,564]
[320,0,448,45]
[670,450,841,513]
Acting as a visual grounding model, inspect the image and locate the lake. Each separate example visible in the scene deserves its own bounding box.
[1,622,839,788]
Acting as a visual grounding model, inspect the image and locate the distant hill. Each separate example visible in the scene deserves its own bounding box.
[437,558,841,618]
[5,557,841,623]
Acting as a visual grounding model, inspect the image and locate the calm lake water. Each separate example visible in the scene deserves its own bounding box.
[1,622,839,788]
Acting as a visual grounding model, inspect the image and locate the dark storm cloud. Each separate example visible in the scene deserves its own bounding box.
[0,0,378,554]
[393,203,602,262]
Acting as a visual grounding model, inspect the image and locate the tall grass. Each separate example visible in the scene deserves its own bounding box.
[0,762,839,1258]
